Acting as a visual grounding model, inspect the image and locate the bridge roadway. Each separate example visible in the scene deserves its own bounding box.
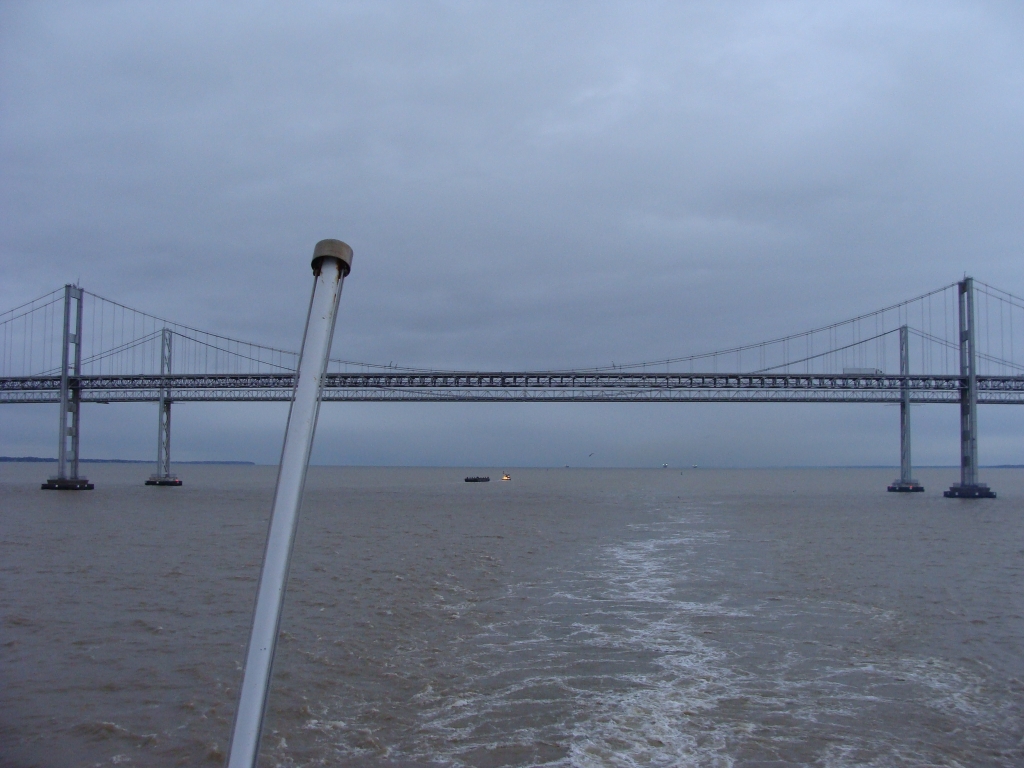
[3,371,1024,404]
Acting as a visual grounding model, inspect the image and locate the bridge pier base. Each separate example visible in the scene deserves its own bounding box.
[944,484,996,498]
[944,277,995,499]
[146,328,181,487]
[42,477,95,490]
[888,326,923,492]
[42,285,92,491]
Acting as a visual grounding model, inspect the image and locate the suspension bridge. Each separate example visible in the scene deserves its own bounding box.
[2,277,1022,497]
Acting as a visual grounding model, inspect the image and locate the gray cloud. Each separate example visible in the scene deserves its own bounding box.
[2,1,1023,467]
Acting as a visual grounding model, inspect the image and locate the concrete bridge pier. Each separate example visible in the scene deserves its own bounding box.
[146,328,181,486]
[41,285,92,490]
[888,325,923,492]
[945,277,996,498]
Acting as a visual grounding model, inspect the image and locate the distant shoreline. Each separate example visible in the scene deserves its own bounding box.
[1,458,1020,469]
[0,457,255,465]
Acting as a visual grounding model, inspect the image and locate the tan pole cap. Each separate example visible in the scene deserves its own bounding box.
[311,239,353,276]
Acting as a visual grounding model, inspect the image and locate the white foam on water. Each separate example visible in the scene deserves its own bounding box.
[299,499,1018,767]
[400,504,1018,766]
[381,510,754,766]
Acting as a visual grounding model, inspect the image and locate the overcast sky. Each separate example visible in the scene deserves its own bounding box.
[2,1,1023,468]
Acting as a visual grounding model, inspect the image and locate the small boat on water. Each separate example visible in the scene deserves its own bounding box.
[465,476,490,482]
[501,473,511,481]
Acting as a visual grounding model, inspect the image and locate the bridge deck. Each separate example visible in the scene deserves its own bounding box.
[2,372,1023,403]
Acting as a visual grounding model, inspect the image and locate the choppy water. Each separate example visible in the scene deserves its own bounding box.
[1,464,1022,767]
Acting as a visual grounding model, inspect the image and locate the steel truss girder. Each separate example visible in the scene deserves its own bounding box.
[5,371,1024,390]
[3,388,1024,404]
[2,372,1024,404]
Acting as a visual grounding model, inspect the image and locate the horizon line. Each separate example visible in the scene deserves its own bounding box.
[2,457,1022,470]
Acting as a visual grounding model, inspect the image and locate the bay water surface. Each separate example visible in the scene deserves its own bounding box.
[1,464,1022,766]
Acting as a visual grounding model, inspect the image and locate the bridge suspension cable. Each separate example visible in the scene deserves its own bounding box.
[3,279,1024,380]
[583,282,964,375]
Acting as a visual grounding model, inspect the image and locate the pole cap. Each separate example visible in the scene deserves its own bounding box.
[311,239,353,276]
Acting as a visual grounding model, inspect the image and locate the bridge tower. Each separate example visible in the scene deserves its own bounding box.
[41,285,93,490]
[146,328,181,486]
[888,325,923,492]
[945,277,996,498]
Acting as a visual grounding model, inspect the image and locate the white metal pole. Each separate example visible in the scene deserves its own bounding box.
[226,240,353,768]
